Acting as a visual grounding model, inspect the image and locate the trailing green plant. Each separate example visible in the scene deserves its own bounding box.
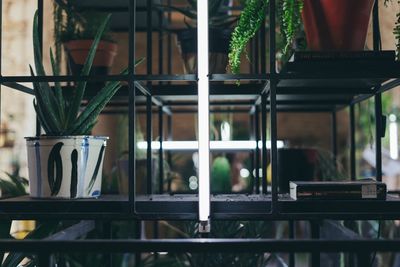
[385,0,400,60]
[229,0,304,74]
[31,10,142,136]
[278,0,304,54]
[228,0,268,74]
[157,0,238,29]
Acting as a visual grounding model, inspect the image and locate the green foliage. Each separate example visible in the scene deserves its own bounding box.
[157,0,237,29]
[31,10,142,136]
[228,0,268,74]
[278,0,304,54]
[0,172,28,198]
[229,0,304,74]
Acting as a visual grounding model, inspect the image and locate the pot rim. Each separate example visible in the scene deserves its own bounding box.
[24,135,109,141]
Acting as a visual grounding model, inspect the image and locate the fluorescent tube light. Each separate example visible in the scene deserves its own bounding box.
[197,0,210,228]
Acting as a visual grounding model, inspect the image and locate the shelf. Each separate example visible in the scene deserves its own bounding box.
[0,195,132,220]
[135,194,400,220]
[2,194,399,220]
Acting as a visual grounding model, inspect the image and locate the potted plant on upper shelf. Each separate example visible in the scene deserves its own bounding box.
[53,0,118,78]
[229,0,377,73]
[26,11,141,199]
[158,0,238,73]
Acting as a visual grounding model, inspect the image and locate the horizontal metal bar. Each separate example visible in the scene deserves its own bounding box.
[0,75,197,83]
[210,74,269,81]
[1,239,400,253]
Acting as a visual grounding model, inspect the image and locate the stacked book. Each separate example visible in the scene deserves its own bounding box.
[289,180,387,200]
[284,50,397,73]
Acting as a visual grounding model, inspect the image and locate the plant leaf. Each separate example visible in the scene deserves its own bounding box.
[66,14,112,128]
[32,11,62,123]
[50,47,65,123]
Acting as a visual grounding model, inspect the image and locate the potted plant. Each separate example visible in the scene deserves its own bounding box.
[229,0,377,73]
[26,11,141,198]
[53,0,118,77]
[159,0,237,73]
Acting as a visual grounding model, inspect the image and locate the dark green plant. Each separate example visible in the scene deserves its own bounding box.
[157,0,237,29]
[229,0,304,74]
[31,10,142,136]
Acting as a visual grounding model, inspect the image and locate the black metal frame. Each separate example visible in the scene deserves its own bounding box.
[1,0,400,264]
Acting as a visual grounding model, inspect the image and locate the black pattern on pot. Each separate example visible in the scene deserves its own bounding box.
[79,137,89,197]
[70,149,78,198]
[34,141,42,196]
[87,144,105,195]
[47,142,64,196]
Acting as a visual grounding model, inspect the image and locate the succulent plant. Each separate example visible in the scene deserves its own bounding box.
[31,10,141,136]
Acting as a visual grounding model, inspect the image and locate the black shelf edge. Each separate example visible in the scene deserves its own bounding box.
[2,239,400,253]
[2,194,400,220]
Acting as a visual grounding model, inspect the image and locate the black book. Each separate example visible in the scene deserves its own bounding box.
[289,180,387,200]
[293,51,395,62]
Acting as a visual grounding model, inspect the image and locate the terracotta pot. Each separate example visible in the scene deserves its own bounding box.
[25,136,108,198]
[302,0,375,51]
[64,39,118,67]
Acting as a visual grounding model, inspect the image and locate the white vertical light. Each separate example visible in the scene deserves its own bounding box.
[389,114,398,160]
[197,0,210,229]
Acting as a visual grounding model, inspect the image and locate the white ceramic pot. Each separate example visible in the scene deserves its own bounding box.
[25,136,108,198]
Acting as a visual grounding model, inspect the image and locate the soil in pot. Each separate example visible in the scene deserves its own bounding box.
[176,28,232,74]
[26,136,108,198]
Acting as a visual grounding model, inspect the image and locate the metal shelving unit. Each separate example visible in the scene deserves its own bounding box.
[1,0,400,266]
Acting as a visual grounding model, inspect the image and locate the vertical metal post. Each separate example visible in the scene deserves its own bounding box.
[167,0,172,75]
[289,220,296,267]
[158,9,163,76]
[158,107,164,194]
[255,106,260,194]
[331,111,337,167]
[146,97,153,194]
[375,92,383,181]
[250,113,255,194]
[146,0,153,194]
[36,0,44,137]
[128,0,136,205]
[372,0,380,51]
[310,221,320,267]
[167,114,172,167]
[197,0,211,232]
[350,105,356,180]
[261,94,267,194]
[269,0,278,214]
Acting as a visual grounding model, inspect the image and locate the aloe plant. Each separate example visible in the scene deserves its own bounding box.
[157,0,238,29]
[31,10,141,136]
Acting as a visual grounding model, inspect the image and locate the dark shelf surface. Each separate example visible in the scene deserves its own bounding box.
[0,195,132,220]
[2,194,400,220]
[135,193,400,220]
